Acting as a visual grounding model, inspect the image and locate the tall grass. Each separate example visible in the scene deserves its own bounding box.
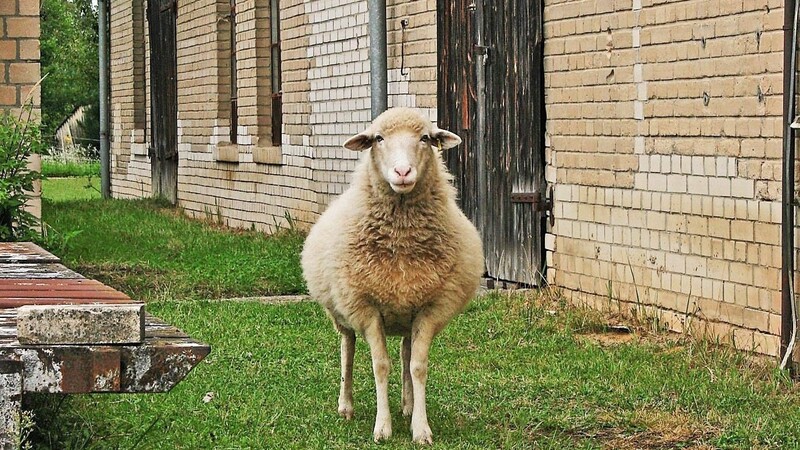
[41,159,100,178]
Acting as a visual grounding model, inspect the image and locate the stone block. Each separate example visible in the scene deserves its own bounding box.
[214,143,240,163]
[253,145,283,164]
[17,304,145,345]
[0,357,22,449]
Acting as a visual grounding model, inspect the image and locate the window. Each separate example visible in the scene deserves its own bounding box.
[131,0,147,154]
[229,0,238,144]
[269,0,281,147]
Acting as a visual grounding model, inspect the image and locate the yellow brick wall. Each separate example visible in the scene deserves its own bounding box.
[544,0,786,356]
[110,0,438,228]
[110,0,318,230]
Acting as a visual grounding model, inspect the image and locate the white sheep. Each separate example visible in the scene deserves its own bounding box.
[301,107,484,444]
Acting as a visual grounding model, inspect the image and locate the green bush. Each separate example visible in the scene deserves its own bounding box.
[0,108,47,241]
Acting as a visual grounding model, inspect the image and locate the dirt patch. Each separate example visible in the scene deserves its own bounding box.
[527,409,718,449]
[591,427,716,450]
[224,295,310,305]
[580,331,637,347]
[600,409,718,450]
[578,324,639,347]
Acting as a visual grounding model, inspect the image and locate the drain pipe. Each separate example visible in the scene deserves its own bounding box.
[368,0,388,119]
[98,0,110,198]
[781,0,799,372]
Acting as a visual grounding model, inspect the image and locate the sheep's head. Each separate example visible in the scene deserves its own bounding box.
[343,108,462,194]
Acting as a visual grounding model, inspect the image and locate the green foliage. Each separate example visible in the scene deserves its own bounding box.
[41,159,100,178]
[40,0,99,144]
[0,109,46,242]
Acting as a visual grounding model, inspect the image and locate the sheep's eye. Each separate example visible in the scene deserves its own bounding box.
[375,135,384,143]
[421,135,430,143]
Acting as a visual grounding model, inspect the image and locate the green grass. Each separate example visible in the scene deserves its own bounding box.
[24,294,800,449]
[41,159,101,178]
[41,177,306,300]
[30,177,800,449]
[41,176,101,202]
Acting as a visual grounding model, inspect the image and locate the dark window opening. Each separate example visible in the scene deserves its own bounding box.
[230,0,238,144]
[270,0,281,147]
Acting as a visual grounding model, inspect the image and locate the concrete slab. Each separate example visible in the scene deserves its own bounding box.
[16,304,145,345]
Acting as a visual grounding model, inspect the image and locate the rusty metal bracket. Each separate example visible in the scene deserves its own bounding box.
[510,187,554,226]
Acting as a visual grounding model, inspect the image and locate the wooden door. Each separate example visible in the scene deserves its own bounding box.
[147,0,178,204]
[438,0,547,285]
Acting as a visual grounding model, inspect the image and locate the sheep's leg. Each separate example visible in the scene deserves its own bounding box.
[363,319,392,442]
[401,336,413,416]
[338,329,356,420]
[409,317,442,445]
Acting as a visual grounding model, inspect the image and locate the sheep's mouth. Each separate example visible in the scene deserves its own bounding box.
[390,181,416,193]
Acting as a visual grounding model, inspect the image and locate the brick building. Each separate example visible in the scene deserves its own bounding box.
[1,0,42,221]
[110,0,796,358]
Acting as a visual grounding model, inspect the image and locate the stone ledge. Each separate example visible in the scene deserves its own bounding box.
[16,304,145,345]
[253,145,282,165]
[214,143,239,163]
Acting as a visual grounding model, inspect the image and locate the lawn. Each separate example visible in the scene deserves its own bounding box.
[41,176,101,202]
[26,177,800,449]
[41,178,305,301]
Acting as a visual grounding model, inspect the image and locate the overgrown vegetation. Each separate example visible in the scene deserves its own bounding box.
[0,107,46,241]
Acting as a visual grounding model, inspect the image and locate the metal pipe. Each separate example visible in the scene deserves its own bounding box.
[368,0,388,119]
[780,0,799,373]
[98,0,110,198]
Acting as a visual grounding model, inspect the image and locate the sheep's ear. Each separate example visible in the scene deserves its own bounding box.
[432,128,462,150]
[343,131,374,151]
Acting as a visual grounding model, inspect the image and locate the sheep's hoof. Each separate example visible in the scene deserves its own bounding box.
[337,405,354,420]
[373,419,392,442]
[402,404,413,417]
[412,425,433,445]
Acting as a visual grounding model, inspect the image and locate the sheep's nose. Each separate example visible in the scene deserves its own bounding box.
[394,165,412,177]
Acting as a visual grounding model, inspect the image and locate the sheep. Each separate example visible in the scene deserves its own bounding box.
[301,107,484,445]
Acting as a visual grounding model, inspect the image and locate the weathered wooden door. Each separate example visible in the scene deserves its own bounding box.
[438,0,547,285]
[147,0,178,204]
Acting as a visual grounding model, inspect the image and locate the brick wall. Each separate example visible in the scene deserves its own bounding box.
[109,0,438,228]
[1,0,41,221]
[544,0,786,356]
[110,0,319,230]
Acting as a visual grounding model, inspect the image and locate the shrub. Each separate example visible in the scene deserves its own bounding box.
[0,108,47,241]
